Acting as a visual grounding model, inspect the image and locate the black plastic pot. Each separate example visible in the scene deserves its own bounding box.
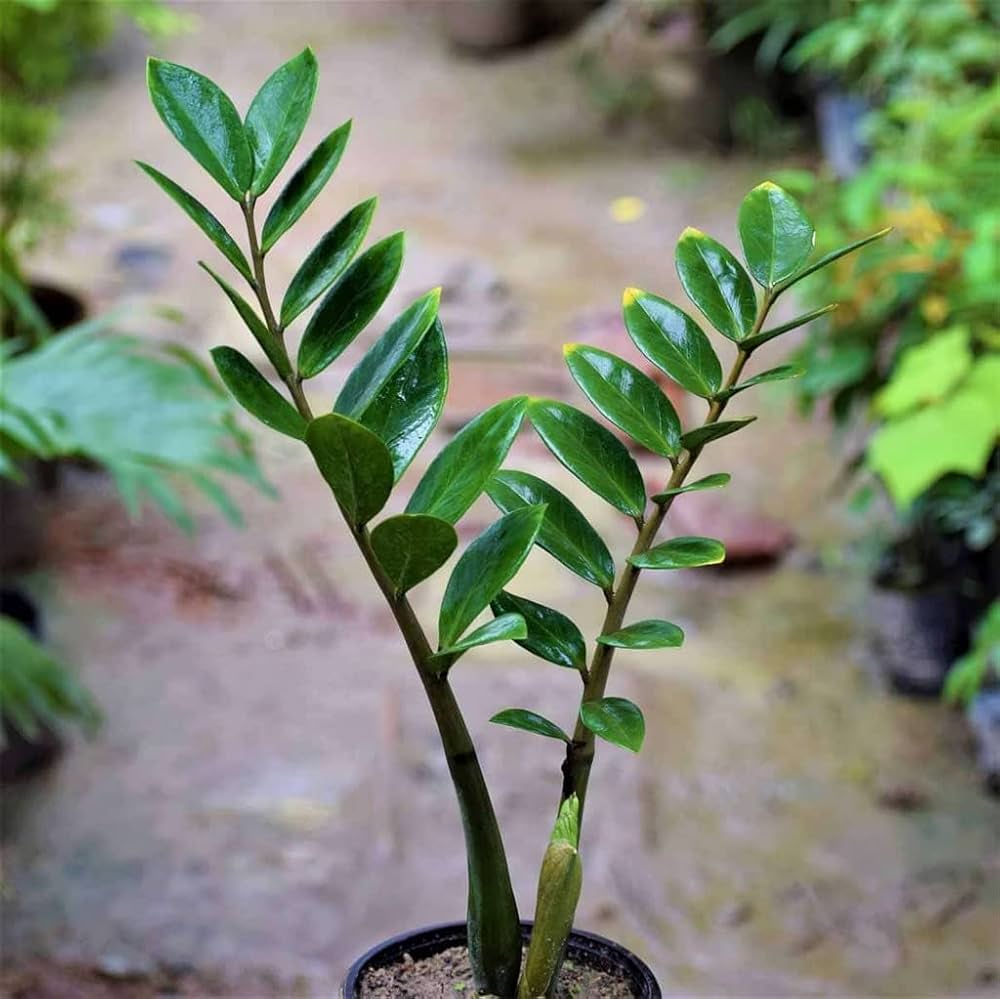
[342,920,661,998]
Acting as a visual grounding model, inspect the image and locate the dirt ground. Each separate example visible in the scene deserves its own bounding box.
[2,3,998,996]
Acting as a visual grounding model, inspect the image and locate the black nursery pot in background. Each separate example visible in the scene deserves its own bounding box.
[341,921,661,998]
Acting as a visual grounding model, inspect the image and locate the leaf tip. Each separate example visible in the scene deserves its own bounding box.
[622,286,641,307]
[679,226,703,242]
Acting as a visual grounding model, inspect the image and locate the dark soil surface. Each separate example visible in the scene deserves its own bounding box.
[360,946,633,998]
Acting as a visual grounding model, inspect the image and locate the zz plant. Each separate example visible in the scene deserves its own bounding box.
[143,49,886,998]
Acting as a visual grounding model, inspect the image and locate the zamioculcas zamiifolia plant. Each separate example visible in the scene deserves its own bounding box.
[143,49,887,998]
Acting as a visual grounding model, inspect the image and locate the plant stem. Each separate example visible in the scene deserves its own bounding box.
[559,292,775,817]
[240,201,522,996]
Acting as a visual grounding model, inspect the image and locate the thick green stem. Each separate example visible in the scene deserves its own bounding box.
[560,292,775,818]
[240,201,521,996]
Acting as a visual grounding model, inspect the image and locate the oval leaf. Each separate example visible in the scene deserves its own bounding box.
[335,288,440,417]
[370,513,457,594]
[564,344,680,457]
[629,536,726,569]
[487,470,615,591]
[262,122,351,253]
[580,697,644,752]
[438,614,527,660]
[297,232,404,378]
[438,506,546,650]
[280,198,376,327]
[676,228,757,342]
[653,472,731,501]
[357,320,448,480]
[738,182,815,288]
[597,619,684,650]
[245,48,318,195]
[147,58,251,200]
[304,413,394,526]
[681,417,755,452]
[491,590,586,670]
[200,262,291,379]
[528,399,645,518]
[622,289,722,398]
[406,396,527,524]
[490,708,569,744]
[137,163,253,285]
[210,346,306,439]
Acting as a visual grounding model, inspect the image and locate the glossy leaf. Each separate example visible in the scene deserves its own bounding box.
[738,182,815,288]
[676,227,757,342]
[147,58,251,200]
[136,162,253,284]
[743,303,837,352]
[438,506,546,650]
[490,708,569,744]
[527,399,645,518]
[370,513,457,594]
[725,364,803,397]
[304,413,394,526]
[564,344,680,457]
[297,233,404,378]
[629,536,726,569]
[490,590,586,670]
[778,228,892,292]
[597,619,684,650]
[244,48,318,195]
[262,122,351,252]
[407,397,527,523]
[335,288,440,417]
[357,321,448,480]
[622,289,722,398]
[487,470,615,591]
[653,472,731,501]
[580,697,645,752]
[681,417,756,451]
[280,198,376,327]
[437,614,527,661]
[200,263,292,379]
[210,346,306,439]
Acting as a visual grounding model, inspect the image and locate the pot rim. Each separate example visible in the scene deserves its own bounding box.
[341,919,661,998]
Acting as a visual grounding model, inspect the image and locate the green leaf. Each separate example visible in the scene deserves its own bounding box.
[653,472,731,501]
[335,288,440,417]
[676,227,757,342]
[622,289,722,398]
[262,122,351,253]
[297,233,405,378]
[406,397,527,524]
[527,399,645,518]
[199,262,292,379]
[438,506,546,649]
[597,619,684,649]
[436,614,527,663]
[580,697,644,752]
[304,413,394,526]
[210,346,306,439]
[563,344,680,457]
[136,163,253,285]
[490,708,570,744]
[369,513,457,594]
[738,182,815,288]
[356,321,448,480]
[280,198,377,327]
[874,327,972,418]
[742,303,837,352]
[724,364,802,398]
[244,48,318,195]
[629,536,726,569]
[487,470,615,591]
[490,590,586,670]
[681,418,756,451]
[777,227,892,292]
[147,58,251,200]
